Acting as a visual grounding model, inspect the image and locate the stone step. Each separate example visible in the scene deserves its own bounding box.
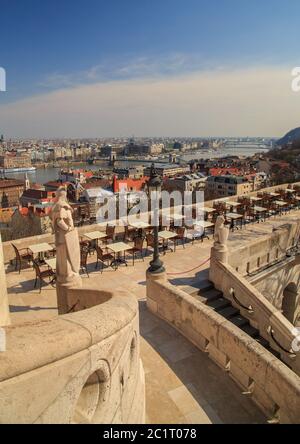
[207,297,231,310]
[198,288,223,304]
[241,323,259,337]
[255,336,270,348]
[230,315,249,328]
[217,306,239,319]
[182,280,214,296]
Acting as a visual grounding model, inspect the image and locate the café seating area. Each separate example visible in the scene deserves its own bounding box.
[10,185,300,289]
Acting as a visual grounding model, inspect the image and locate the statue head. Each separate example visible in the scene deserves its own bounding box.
[215,215,225,231]
[55,186,68,202]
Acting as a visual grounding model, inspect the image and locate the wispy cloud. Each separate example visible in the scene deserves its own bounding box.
[1,65,299,138]
[39,53,216,90]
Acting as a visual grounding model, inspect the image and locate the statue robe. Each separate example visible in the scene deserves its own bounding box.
[52,203,81,284]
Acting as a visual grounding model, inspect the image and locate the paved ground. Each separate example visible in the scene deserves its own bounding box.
[5,232,267,424]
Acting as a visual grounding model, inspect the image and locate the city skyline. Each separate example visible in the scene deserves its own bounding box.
[1,0,300,137]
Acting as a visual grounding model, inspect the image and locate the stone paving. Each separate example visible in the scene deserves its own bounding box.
[5,234,267,424]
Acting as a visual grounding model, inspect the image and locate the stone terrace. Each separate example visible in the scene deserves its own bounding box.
[5,226,279,424]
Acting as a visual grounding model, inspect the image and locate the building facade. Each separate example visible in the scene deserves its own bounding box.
[0,179,25,208]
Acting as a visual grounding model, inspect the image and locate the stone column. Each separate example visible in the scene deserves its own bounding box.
[56,277,83,315]
[146,269,167,314]
[0,234,10,326]
[209,216,229,286]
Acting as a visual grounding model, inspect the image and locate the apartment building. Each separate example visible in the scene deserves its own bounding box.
[0,153,31,169]
[144,163,190,178]
[205,175,254,199]
[0,179,25,208]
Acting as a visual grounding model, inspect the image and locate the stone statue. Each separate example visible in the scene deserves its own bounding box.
[51,187,82,312]
[210,215,229,265]
[213,215,229,247]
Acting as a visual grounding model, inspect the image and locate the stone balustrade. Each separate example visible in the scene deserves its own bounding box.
[0,287,145,424]
[210,258,300,375]
[146,271,300,424]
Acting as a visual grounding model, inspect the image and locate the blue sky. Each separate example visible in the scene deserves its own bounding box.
[1,0,300,137]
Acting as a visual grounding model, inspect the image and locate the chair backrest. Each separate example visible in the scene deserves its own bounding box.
[96,245,106,260]
[106,225,115,236]
[134,236,144,249]
[80,246,89,266]
[176,227,185,237]
[12,244,21,261]
[146,234,154,247]
[32,260,41,278]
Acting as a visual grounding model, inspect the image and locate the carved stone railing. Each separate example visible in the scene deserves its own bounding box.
[0,288,145,424]
[210,258,300,375]
[146,271,300,424]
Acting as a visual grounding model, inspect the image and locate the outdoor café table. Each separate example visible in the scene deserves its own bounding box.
[269,192,280,198]
[158,230,177,253]
[45,257,57,271]
[194,207,216,219]
[226,201,242,208]
[83,231,108,245]
[166,214,184,227]
[29,242,54,262]
[128,220,151,238]
[275,200,288,206]
[250,197,263,203]
[225,213,244,231]
[129,221,150,229]
[189,206,216,214]
[274,200,289,214]
[189,221,215,242]
[253,206,268,222]
[107,242,133,269]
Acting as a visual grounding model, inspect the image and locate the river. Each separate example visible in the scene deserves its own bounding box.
[4,146,269,185]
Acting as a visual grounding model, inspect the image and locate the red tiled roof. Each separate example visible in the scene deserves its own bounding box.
[0,179,24,188]
[113,176,148,193]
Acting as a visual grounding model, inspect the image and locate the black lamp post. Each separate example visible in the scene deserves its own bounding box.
[147,163,165,274]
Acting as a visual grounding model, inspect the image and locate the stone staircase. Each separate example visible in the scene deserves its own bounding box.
[182,279,282,360]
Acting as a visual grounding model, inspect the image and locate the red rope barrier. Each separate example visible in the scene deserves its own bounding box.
[166,257,211,276]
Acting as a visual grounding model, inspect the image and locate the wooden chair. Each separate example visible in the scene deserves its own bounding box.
[146,233,167,255]
[80,245,90,277]
[122,225,136,242]
[12,243,33,274]
[95,246,114,273]
[33,260,55,293]
[174,227,187,249]
[128,237,144,265]
[105,225,115,243]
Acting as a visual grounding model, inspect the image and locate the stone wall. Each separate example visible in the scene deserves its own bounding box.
[210,258,300,375]
[146,271,300,424]
[0,233,10,326]
[0,288,145,424]
[227,215,300,276]
[249,261,300,324]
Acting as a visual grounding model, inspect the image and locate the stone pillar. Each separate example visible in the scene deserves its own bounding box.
[210,242,228,264]
[56,277,82,315]
[0,234,10,326]
[146,269,166,314]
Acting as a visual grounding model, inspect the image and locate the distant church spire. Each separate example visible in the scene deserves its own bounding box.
[25,173,30,190]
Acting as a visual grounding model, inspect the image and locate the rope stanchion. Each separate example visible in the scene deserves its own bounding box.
[166,257,211,276]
